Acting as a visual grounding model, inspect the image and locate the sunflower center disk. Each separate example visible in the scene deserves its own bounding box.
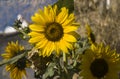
[90,58,108,78]
[15,57,27,70]
[45,22,63,41]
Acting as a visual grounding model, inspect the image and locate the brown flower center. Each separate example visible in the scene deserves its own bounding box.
[90,58,108,78]
[45,22,63,41]
[15,57,27,70]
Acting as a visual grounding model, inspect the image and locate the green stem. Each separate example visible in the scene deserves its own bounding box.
[63,53,66,62]
[0,52,27,66]
[14,27,29,38]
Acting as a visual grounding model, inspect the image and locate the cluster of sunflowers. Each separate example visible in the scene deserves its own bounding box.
[1,1,120,79]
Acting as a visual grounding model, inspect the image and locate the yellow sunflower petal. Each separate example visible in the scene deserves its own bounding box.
[10,67,26,79]
[55,42,60,55]
[47,42,55,56]
[5,65,14,71]
[31,12,46,25]
[49,5,55,22]
[29,24,44,32]
[29,36,43,43]
[1,53,12,59]
[10,67,18,79]
[63,34,77,42]
[42,44,50,57]
[28,32,44,37]
[63,26,78,33]
[44,6,51,22]
[42,42,55,56]
[36,38,48,48]
[43,5,56,23]
[62,39,73,49]
[62,13,74,26]
[53,5,57,17]
[21,70,27,79]
[56,7,68,24]
[59,39,68,53]
[37,9,49,23]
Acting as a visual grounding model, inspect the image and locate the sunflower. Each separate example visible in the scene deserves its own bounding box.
[28,5,79,57]
[1,41,30,79]
[86,24,95,44]
[80,43,120,79]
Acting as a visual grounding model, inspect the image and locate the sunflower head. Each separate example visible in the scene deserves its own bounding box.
[80,43,120,79]
[28,5,79,57]
[1,41,30,79]
[86,24,95,44]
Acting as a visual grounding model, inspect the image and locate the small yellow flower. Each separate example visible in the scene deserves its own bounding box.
[28,5,79,57]
[86,24,95,44]
[1,41,29,79]
[80,43,120,79]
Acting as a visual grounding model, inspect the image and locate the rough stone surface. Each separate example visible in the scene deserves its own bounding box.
[74,0,120,53]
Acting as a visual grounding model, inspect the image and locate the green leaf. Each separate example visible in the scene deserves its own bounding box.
[43,63,56,79]
[53,0,74,13]
[0,52,27,66]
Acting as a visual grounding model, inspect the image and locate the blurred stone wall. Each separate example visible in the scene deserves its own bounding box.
[74,0,120,52]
